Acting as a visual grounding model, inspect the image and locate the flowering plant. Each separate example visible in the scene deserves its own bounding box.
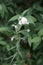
[0,0,43,65]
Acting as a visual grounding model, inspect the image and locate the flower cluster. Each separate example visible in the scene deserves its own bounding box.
[18,16,29,25]
[11,16,30,41]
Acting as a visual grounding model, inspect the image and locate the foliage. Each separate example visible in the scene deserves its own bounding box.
[0,0,43,65]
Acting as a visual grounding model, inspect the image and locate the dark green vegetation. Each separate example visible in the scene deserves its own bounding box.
[0,0,43,65]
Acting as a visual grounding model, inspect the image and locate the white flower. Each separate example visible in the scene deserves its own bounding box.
[15,25,18,28]
[11,36,15,41]
[12,24,15,27]
[12,24,18,29]
[27,29,30,32]
[18,16,29,25]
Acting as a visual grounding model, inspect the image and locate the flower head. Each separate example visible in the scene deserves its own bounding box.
[11,36,15,41]
[12,24,18,29]
[18,16,29,25]
[27,29,30,32]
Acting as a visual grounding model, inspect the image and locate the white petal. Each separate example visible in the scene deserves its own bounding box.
[27,29,30,32]
[18,16,29,25]
[12,24,18,28]
[12,24,15,27]
[14,25,18,28]
[18,20,22,25]
[11,36,14,41]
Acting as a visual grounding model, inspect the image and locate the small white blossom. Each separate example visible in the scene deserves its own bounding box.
[11,24,15,27]
[14,25,18,28]
[18,16,29,25]
[11,36,15,41]
[27,29,30,32]
[12,24,18,29]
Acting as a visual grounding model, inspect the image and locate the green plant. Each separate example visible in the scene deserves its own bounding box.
[0,0,43,65]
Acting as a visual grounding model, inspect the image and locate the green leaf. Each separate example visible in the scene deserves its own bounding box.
[16,24,22,32]
[40,14,43,18]
[26,15,36,24]
[22,8,33,16]
[19,30,30,37]
[0,4,5,18]
[9,15,20,22]
[0,3,8,18]
[31,36,41,50]
[16,40,23,58]
[28,36,32,47]
[0,4,2,11]
[11,52,17,64]
[0,41,7,45]
[8,7,14,14]
[0,27,9,32]
[33,14,43,22]
[36,23,43,31]
[38,29,43,36]
[2,63,10,65]
[33,4,43,12]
